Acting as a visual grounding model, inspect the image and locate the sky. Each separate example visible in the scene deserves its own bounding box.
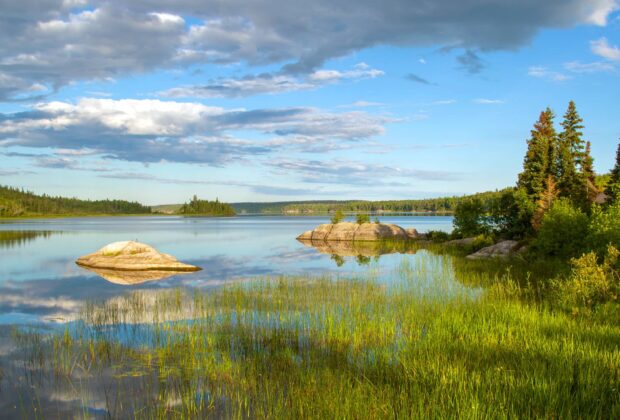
[0,0,619,205]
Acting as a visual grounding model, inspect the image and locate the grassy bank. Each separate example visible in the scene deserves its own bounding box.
[9,253,620,418]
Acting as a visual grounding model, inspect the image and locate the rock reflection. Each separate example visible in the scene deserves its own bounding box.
[298,238,418,266]
[79,266,193,285]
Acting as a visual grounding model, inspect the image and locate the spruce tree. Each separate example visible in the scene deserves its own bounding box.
[582,141,597,202]
[517,108,557,198]
[558,101,587,206]
[605,143,620,204]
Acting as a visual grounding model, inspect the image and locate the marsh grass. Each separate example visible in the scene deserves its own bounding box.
[7,253,620,418]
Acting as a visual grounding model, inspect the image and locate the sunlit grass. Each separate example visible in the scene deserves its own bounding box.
[9,253,620,418]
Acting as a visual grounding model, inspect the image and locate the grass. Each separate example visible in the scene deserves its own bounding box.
[6,252,620,418]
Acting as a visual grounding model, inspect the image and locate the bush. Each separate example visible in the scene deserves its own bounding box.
[331,209,345,224]
[554,245,619,313]
[453,198,488,238]
[534,199,588,259]
[587,202,620,257]
[355,213,370,224]
[489,188,535,239]
[471,234,495,251]
[426,230,450,242]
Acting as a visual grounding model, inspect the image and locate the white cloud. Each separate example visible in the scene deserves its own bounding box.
[160,64,384,98]
[473,98,504,104]
[527,66,570,82]
[564,60,616,73]
[590,37,620,61]
[0,98,391,164]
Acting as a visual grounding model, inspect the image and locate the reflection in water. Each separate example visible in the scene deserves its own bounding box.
[0,230,56,248]
[298,238,418,266]
[77,266,196,285]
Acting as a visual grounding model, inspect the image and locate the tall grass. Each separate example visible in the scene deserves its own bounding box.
[6,253,620,418]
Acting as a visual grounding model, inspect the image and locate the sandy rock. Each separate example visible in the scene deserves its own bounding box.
[405,228,419,239]
[466,240,520,259]
[76,241,201,272]
[297,222,410,242]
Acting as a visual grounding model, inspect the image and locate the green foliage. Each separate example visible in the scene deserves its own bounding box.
[534,199,588,259]
[426,230,450,242]
[355,213,370,224]
[453,198,488,237]
[605,143,620,205]
[489,188,535,239]
[471,234,495,251]
[330,209,345,224]
[0,185,151,217]
[373,216,380,224]
[554,245,619,313]
[179,195,236,216]
[587,202,620,257]
[518,108,557,198]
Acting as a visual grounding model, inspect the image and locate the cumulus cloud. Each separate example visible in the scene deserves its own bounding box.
[0,98,389,164]
[0,0,616,100]
[160,63,383,98]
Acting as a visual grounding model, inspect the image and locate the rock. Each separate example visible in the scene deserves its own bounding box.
[465,240,520,259]
[405,228,419,239]
[446,237,476,246]
[296,222,410,242]
[76,241,201,272]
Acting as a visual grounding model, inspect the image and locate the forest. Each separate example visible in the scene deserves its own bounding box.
[178,195,236,216]
[0,185,151,217]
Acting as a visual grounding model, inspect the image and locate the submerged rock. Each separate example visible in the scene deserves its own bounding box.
[297,222,413,242]
[76,241,201,272]
[465,240,520,259]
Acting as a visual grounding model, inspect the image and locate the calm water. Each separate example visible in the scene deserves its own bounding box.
[0,215,453,326]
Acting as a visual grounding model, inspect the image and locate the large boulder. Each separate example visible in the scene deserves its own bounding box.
[297,222,410,242]
[76,241,201,272]
[465,240,520,259]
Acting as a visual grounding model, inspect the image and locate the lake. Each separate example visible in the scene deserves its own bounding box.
[0,215,454,326]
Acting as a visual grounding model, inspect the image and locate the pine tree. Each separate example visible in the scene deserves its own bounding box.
[561,100,585,165]
[517,108,557,198]
[532,175,559,231]
[582,141,597,202]
[605,143,620,204]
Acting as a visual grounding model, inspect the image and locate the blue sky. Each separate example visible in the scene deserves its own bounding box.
[0,1,619,204]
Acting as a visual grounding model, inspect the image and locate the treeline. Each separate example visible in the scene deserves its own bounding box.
[232,191,507,215]
[0,185,151,217]
[179,195,236,216]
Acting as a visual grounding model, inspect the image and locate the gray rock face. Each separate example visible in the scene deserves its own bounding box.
[446,237,476,246]
[465,240,520,259]
[297,222,411,242]
[76,241,201,272]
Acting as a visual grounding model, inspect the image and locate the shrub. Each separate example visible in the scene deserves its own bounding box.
[330,209,345,224]
[587,202,620,257]
[471,234,495,251]
[534,199,588,259]
[426,230,450,242]
[453,198,489,238]
[554,245,619,313]
[355,213,370,224]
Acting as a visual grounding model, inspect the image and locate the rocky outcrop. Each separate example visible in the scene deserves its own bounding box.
[465,240,520,259]
[297,222,415,242]
[76,241,201,272]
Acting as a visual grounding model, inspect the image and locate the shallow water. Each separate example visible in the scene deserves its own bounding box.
[0,215,453,325]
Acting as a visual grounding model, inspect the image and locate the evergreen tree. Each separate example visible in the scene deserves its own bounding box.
[605,143,620,204]
[582,141,598,202]
[517,108,557,198]
[557,101,587,207]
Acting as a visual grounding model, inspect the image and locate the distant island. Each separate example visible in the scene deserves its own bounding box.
[177,195,236,217]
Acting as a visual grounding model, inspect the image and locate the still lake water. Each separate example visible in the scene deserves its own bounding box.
[0,215,453,326]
